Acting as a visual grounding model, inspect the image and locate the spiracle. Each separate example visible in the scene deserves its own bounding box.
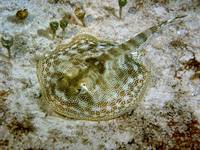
[37,23,163,121]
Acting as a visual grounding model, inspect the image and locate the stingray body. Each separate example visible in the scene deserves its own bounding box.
[37,22,164,121]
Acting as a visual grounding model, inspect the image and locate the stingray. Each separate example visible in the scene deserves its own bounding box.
[37,16,184,121]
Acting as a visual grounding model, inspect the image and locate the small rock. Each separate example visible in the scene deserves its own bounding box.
[153,6,167,17]
[84,14,93,26]
[128,7,137,14]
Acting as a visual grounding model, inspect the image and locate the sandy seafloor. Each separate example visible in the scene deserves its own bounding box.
[0,0,200,149]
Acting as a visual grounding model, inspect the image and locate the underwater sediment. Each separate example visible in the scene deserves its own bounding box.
[0,0,200,149]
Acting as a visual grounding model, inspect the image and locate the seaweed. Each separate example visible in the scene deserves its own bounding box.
[16,9,29,20]
[49,21,59,39]
[118,0,127,19]
[1,34,13,59]
[74,4,86,26]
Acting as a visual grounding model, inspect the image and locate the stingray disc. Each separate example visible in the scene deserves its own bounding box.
[37,34,150,121]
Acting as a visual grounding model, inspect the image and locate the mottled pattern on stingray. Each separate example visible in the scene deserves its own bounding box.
[37,24,160,120]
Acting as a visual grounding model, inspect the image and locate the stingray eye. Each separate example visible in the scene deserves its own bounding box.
[77,83,88,94]
[77,88,81,92]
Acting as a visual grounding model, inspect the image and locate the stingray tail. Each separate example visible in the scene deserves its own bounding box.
[116,15,187,53]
